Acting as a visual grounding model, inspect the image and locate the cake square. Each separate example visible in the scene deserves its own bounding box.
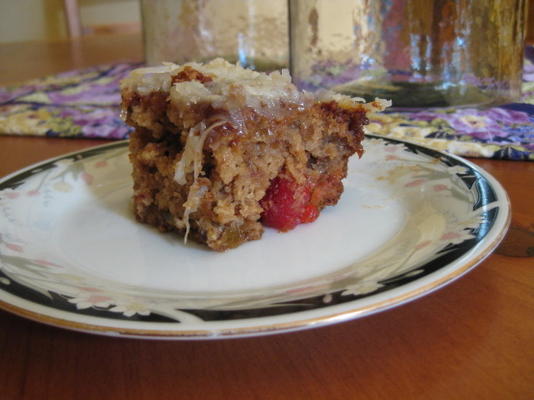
[121,59,389,251]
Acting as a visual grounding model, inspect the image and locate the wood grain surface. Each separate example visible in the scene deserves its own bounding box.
[0,34,533,400]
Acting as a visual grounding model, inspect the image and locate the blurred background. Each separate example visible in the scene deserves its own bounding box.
[0,0,141,43]
[1,0,534,44]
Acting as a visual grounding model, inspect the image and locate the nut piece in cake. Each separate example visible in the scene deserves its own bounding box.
[120,58,389,251]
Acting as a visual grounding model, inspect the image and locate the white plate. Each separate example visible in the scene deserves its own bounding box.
[0,136,510,339]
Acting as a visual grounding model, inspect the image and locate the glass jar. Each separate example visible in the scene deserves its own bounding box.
[289,0,527,108]
[141,0,288,71]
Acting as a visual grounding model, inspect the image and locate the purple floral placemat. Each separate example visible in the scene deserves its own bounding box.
[367,103,534,160]
[1,57,533,160]
[0,63,140,140]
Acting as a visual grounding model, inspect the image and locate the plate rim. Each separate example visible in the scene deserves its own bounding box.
[0,137,511,339]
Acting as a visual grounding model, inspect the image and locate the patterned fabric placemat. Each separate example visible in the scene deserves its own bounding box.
[1,56,533,160]
[367,102,534,160]
[0,63,140,139]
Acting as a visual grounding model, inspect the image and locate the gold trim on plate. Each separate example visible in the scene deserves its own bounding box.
[0,206,510,339]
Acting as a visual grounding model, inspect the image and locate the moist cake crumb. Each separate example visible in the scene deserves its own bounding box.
[121,58,389,251]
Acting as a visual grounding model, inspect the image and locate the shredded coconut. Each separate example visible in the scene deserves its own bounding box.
[123,58,391,118]
[174,118,228,242]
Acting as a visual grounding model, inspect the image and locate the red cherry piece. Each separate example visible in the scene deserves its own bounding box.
[300,204,319,223]
[260,176,319,231]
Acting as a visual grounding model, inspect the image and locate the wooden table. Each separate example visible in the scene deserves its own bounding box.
[0,34,533,400]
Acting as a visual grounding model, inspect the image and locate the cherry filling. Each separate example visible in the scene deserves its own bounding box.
[260,176,320,231]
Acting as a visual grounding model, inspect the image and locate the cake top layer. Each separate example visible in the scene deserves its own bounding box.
[121,58,390,114]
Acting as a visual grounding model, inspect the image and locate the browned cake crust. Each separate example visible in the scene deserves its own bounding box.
[121,59,388,251]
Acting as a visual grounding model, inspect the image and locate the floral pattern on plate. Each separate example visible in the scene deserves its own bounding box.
[0,137,509,337]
